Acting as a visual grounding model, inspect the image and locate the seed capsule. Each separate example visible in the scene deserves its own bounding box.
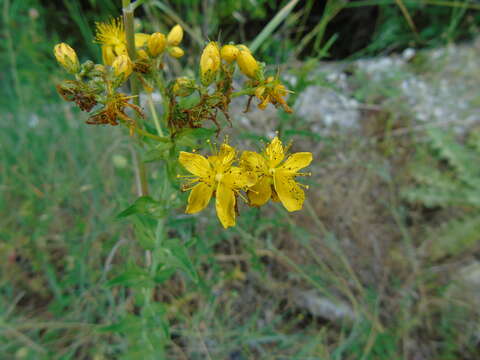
[173,77,196,97]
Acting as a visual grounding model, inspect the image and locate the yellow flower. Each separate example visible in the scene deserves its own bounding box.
[179,144,256,228]
[236,50,259,79]
[168,46,185,58]
[112,54,133,80]
[53,43,80,73]
[167,24,183,46]
[240,137,312,212]
[220,44,239,63]
[200,41,221,85]
[95,18,151,65]
[148,32,166,57]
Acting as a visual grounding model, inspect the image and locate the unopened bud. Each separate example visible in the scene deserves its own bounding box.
[237,50,259,79]
[220,44,239,63]
[148,32,166,57]
[200,42,220,86]
[168,46,184,58]
[236,44,251,53]
[173,77,196,97]
[112,54,133,80]
[137,49,149,60]
[54,43,80,73]
[167,24,183,46]
[135,33,150,48]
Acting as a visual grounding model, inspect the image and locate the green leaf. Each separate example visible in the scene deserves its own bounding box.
[426,215,480,261]
[177,92,201,110]
[143,142,173,163]
[156,238,199,283]
[106,265,152,288]
[117,196,163,219]
[154,266,176,284]
[174,128,217,148]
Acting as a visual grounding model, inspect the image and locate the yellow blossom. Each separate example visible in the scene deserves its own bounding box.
[112,54,133,80]
[148,32,166,57]
[167,24,183,46]
[179,143,256,228]
[200,41,221,85]
[236,50,259,79]
[53,43,80,73]
[168,46,185,58]
[95,19,152,65]
[220,44,239,63]
[240,137,312,211]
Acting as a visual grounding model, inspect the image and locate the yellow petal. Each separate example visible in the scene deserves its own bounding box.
[114,44,128,56]
[179,152,212,178]
[265,137,284,167]
[280,152,313,173]
[219,143,236,168]
[273,170,305,212]
[102,45,116,66]
[215,182,236,228]
[134,33,150,48]
[223,167,257,188]
[240,151,268,174]
[186,182,213,214]
[247,176,272,207]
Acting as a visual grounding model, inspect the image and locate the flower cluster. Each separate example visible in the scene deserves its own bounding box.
[95,18,185,66]
[53,15,313,230]
[179,137,312,228]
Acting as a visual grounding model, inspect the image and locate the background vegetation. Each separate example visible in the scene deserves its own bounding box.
[2,0,480,358]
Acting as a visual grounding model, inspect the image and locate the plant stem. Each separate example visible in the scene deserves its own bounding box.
[147,92,163,136]
[123,2,149,196]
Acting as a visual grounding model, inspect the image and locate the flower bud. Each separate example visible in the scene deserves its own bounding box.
[167,24,183,46]
[173,77,196,97]
[54,43,80,73]
[200,42,221,86]
[168,46,184,58]
[220,44,239,63]
[236,44,251,53]
[137,49,149,60]
[148,32,166,57]
[236,50,259,79]
[134,33,150,48]
[112,54,133,80]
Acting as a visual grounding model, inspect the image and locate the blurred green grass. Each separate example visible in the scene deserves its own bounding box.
[2,0,480,358]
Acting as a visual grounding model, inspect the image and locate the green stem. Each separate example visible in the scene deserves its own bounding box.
[152,71,170,130]
[136,127,169,142]
[147,92,163,136]
[231,88,255,98]
[123,3,149,196]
